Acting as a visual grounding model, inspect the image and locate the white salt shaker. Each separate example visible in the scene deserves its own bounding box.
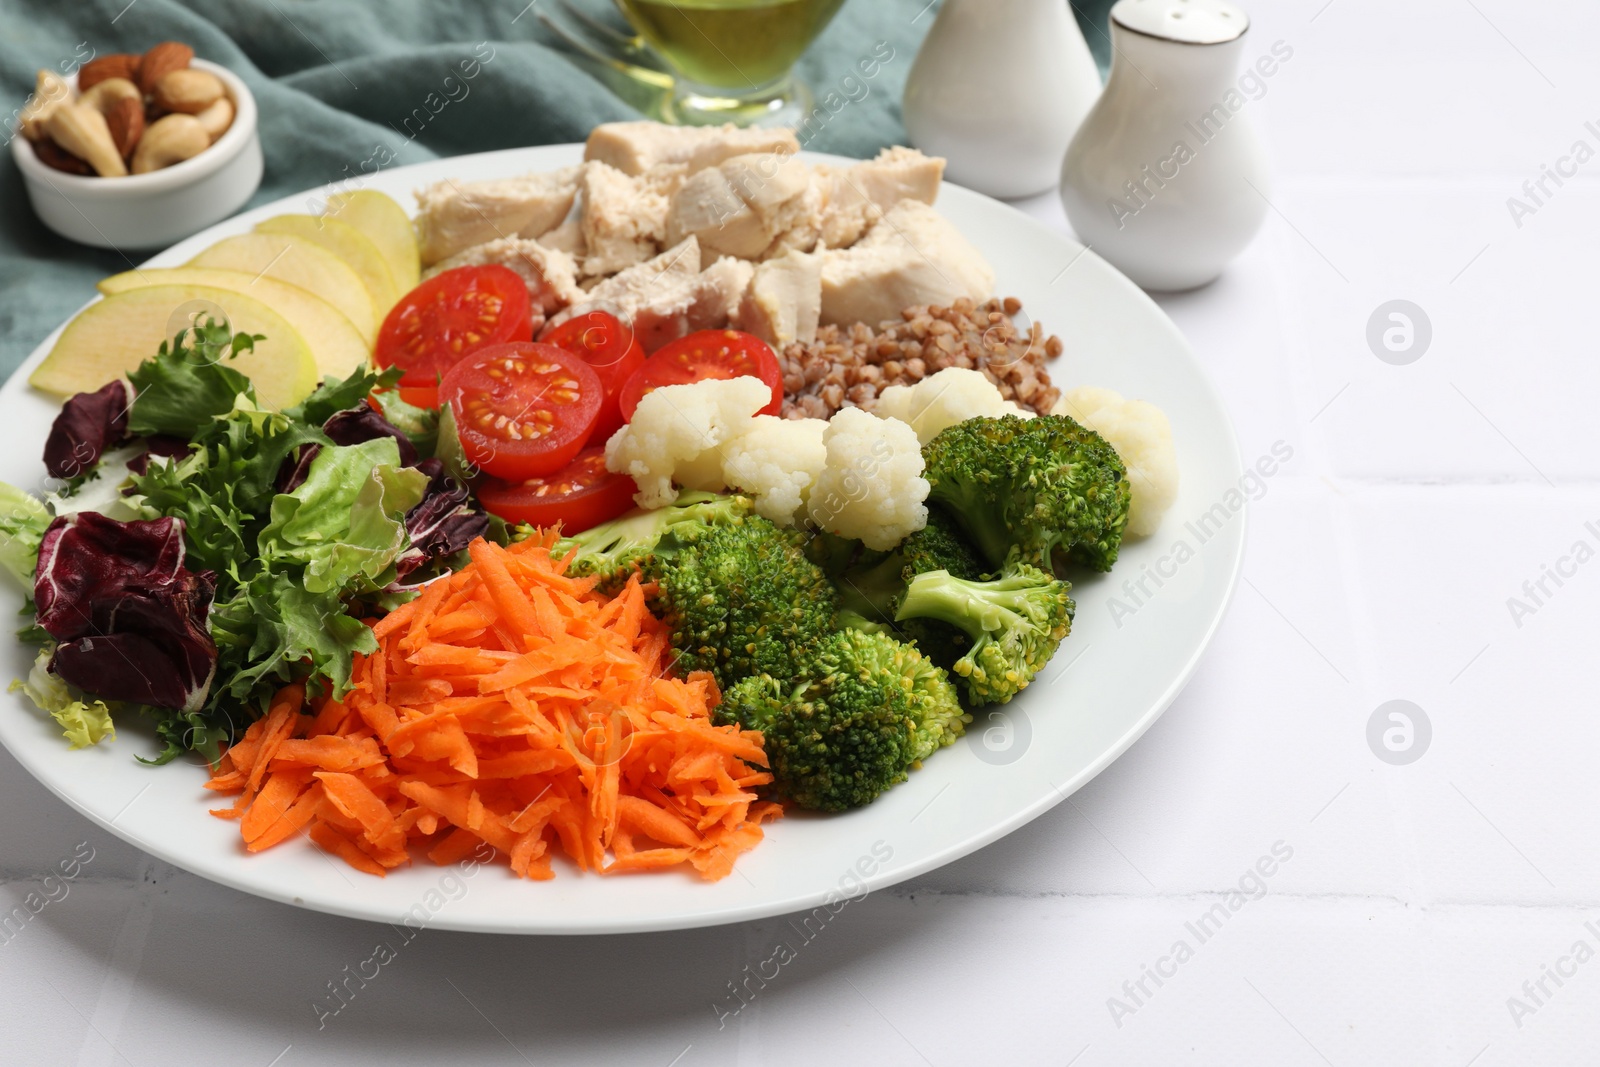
[903,0,1103,199]
[1060,0,1270,290]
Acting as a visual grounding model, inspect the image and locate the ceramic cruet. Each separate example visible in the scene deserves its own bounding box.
[903,0,1103,199]
[1060,0,1271,290]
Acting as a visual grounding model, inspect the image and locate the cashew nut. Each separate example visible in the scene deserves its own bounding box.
[79,77,141,113]
[193,95,234,144]
[18,69,72,143]
[130,113,209,174]
[44,104,127,178]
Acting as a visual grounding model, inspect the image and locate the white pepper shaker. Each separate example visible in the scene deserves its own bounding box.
[1060,0,1271,290]
[903,0,1103,199]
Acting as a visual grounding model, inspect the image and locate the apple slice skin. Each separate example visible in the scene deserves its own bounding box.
[189,233,379,344]
[30,285,319,412]
[325,190,421,292]
[98,267,372,382]
[256,214,400,318]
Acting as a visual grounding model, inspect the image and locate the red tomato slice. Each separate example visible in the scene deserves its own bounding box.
[374,265,533,407]
[440,342,603,481]
[475,447,637,533]
[618,330,783,422]
[541,311,645,444]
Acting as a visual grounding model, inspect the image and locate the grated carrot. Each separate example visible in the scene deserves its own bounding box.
[205,535,779,881]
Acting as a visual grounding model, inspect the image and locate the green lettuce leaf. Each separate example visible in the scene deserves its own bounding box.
[371,387,440,458]
[126,320,261,438]
[285,365,400,428]
[0,481,51,587]
[434,402,478,486]
[10,646,116,749]
[209,570,381,709]
[258,438,428,594]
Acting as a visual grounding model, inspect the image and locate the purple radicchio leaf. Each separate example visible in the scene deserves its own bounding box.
[322,406,419,467]
[51,569,218,713]
[43,380,134,480]
[394,458,488,580]
[33,513,218,713]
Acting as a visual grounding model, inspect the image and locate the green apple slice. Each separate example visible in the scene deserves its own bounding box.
[189,232,379,343]
[31,285,319,411]
[256,214,400,318]
[325,190,421,292]
[99,267,371,382]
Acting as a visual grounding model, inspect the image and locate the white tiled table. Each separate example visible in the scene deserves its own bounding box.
[5,1,1598,1063]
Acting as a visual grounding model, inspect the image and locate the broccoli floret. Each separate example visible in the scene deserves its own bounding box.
[554,491,750,589]
[802,530,863,579]
[834,506,987,620]
[831,507,987,670]
[896,558,1074,706]
[643,515,839,689]
[717,629,966,812]
[922,414,1131,573]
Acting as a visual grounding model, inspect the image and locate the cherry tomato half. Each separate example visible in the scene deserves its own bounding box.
[374,265,533,408]
[618,330,783,422]
[440,342,602,481]
[475,447,637,533]
[541,311,645,444]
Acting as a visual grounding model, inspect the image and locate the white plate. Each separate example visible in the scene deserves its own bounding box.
[0,145,1244,934]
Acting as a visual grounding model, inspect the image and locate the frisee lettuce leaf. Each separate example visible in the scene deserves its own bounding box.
[126,320,262,438]
[10,646,116,749]
[284,364,397,427]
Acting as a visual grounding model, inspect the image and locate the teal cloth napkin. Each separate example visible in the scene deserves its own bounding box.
[0,0,932,381]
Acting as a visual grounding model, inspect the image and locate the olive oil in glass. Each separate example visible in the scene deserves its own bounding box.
[614,0,848,125]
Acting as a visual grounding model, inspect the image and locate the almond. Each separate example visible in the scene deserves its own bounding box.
[152,68,223,115]
[32,138,93,176]
[136,41,194,96]
[104,96,145,160]
[78,54,140,92]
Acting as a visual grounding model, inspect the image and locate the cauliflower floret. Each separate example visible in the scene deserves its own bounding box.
[807,408,929,551]
[605,376,771,508]
[1053,387,1178,539]
[874,367,1032,445]
[721,416,828,526]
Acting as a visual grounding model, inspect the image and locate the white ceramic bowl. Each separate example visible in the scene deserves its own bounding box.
[11,58,262,251]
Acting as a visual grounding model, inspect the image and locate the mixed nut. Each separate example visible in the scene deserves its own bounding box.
[19,41,234,178]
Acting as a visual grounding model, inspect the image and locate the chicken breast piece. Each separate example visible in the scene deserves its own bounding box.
[666,153,824,262]
[414,167,583,266]
[543,238,754,352]
[819,147,947,249]
[819,201,994,327]
[738,247,823,347]
[696,257,758,331]
[536,217,585,257]
[424,237,585,330]
[580,162,688,277]
[585,121,800,176]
